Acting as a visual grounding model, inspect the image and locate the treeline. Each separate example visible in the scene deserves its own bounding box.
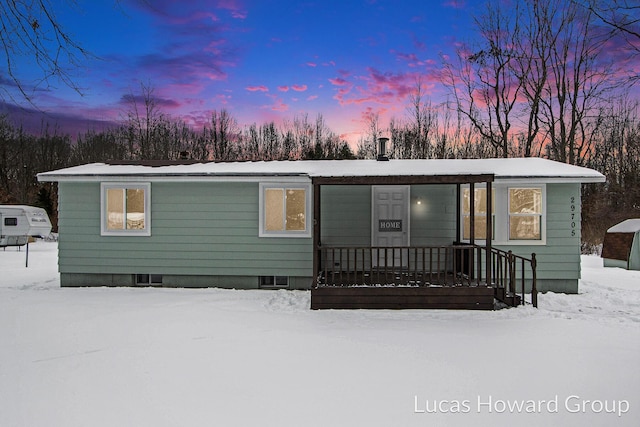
[1,93,639,249]
[0,105,358,226]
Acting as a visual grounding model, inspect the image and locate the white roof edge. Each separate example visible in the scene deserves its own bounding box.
[36,158,606,183]
[607,219,640,233]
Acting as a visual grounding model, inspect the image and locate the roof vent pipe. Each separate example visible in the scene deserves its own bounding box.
[377,137,389,161]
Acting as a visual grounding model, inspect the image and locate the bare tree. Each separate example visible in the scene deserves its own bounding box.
[0,0,93,103]
[208,109,240,161]
[537,1,615,165]
[357,110,381,159]
[582,0,640,46]
[442,1,524,157]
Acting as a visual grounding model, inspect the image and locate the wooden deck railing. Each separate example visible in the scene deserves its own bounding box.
[317,245,537,307]
[489,247,538,307]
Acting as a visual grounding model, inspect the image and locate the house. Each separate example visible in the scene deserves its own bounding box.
[602,219,640,270]
[37,157,605,309]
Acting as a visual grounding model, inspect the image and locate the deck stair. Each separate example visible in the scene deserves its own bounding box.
[494,287,522,307]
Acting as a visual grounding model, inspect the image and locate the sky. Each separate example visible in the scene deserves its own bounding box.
[0,0,483,143]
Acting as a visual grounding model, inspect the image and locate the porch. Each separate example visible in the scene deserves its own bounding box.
[311,245,537,310]
[309,168,538,310]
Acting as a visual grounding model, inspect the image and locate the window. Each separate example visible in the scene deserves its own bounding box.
[462,188,495,240]
[101,183,151,236]
[259,275,289,288]
[509,188,542,240]
[259,183,312,237]
[136,274,162,285]
[4,217,17,226]
[461,184,545,244]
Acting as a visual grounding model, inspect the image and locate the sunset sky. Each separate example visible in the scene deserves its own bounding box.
[0,0,487,142]
[4,0,638,147]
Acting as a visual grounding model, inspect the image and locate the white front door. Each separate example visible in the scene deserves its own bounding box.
[372,186,410,267]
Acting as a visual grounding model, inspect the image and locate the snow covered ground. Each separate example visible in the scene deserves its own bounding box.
[1,240,638,427]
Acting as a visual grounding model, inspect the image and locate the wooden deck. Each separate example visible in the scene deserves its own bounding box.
[311,285,495,310]
[312,245,537,310]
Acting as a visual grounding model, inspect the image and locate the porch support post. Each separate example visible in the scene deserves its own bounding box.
[469,182,475,247]
[485,180,492,286]
[455,183,461,242]
[312,180,321,288]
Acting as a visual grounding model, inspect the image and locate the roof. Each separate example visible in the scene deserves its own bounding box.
[607,219,640,233]
[37,157,606,184]
[0,205,47,212]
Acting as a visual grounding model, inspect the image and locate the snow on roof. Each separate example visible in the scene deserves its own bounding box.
[37,157,605,183]
[607,219,640,233]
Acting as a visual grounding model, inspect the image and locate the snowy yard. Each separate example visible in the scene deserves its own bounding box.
[1,241,638,427]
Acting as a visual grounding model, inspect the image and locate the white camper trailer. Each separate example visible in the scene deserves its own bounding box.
[0,205,52,247]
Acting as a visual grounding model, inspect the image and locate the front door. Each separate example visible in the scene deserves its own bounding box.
[372,186,410,267]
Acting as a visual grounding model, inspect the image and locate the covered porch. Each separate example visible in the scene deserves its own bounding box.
[310,173,538,310]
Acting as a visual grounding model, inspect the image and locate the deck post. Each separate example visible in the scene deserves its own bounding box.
[469,182,475,248]
[312,180,321,288]
[531,253,538,308]
[455,183,461,242]
[485,181,492,286]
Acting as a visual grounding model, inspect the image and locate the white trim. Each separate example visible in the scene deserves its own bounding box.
[46,175,312,183]
[100,182,151,236]
[39,174,602,184]
[460,183,547,246]
[258,182,312,238]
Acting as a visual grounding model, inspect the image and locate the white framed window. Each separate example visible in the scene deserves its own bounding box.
[508,188,543,240]
[461,184,546,245]
[259,183,312,238]
[101,183,151,236]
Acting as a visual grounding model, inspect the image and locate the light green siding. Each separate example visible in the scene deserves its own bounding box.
[320,184,457,245]
[320,185,370,245]
[58,181,584,293]
[494,183,582,293]
[631,235,640,270]
[410,185,457,245]
[58,181,313,287]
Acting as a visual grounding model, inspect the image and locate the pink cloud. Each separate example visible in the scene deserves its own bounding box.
[307,95,318,101]
[246,85,269,92]
[329,77,349,86]
[205,39,227,55]
[392,50,425,67]
[214,93,231,105]
[291,84,307,92]
[278,86,289,92]
[331,67,443,108]
[265,94,288,112]
[218,0,248,19]
[412,34,427,51]
[306,62,317,67]
[442,0,466,8]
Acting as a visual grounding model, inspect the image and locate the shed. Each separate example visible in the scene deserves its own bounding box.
[602,219,640,270]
